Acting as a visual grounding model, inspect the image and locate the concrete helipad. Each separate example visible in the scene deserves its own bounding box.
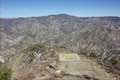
[59,53,80,61]
[58,53,115,80]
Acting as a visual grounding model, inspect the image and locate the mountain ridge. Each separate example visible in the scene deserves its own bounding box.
[0,14,120,19]
[0,14,120,80]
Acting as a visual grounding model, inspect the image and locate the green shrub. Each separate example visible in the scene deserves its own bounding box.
[26,44,46,53]
[110,58,118,65]
[80,51,86,55]
[89,52,97,58]
[0,67,12,80]
[23,44,46,63]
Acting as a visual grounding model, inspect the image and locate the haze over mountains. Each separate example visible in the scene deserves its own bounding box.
[0,14,120,80]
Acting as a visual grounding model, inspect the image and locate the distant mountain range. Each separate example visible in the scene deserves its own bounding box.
[0,14,120,78]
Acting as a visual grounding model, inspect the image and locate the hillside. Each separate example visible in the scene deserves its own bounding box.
[0,14,120,80]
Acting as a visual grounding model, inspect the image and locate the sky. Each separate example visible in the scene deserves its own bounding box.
[0,0,120,18]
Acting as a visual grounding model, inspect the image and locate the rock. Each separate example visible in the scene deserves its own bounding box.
[0,56,5,63]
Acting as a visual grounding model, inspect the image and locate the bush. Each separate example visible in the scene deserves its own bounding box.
[89,52,97,58]
[25,44,46,53]
[23,44,46,63]
[110,58,118,65]
[0,67,12,80]
[80,51,86,55]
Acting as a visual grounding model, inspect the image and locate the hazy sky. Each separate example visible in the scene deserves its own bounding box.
[0,0,120,18]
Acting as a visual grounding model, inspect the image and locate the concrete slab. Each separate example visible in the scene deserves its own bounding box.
[58,54,114,80]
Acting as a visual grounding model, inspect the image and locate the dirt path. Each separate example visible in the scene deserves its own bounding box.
[58,52,116,80]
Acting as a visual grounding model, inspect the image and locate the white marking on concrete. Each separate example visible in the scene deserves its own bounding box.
[59,53,80,61]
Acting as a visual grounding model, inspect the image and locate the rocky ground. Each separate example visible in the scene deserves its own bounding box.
[11,48,117,80]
